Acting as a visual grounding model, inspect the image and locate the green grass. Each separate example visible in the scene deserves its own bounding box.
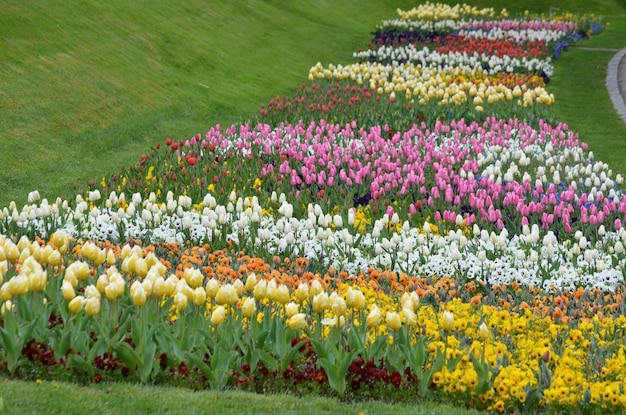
[0,377,482,415]
[0,0,416,207]
[1,1,626,413]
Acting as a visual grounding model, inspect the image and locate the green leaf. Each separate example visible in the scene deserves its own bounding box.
[470,354,491,395]
[113,341,140,373]
[139,342,157,383]
[258,349,278,373]
[185,351,216,383]
[69,353,92,374]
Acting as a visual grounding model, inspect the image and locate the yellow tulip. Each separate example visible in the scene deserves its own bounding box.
[386,311,402,332]
[287,313,308,330]
[294,282,309,304]
[285,301,299,318]
[174,292,188,313]
[312,292,328,314]
[132,285,147,307]
[0,283,12,302]
[367,305,382,328]
[211,305,226,326]
[28,270,47,292]
[245,273,257,293]
[253,279,267,301]
[61,279,76,301]
[68,296,86,313]
[8,275,28,296]
[1,299,13,316]
[85,297,101,316]
[402,306,418,327]
[192,287,207,307]
[441,310,455,331]
[478,322,490,341]
[274,284,290,305]
[330,293,347,317]
[241,297,256,318]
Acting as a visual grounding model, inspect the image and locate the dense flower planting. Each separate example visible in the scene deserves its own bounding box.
[0,3,621,414]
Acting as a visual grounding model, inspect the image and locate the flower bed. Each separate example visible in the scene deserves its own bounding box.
[0,2,621,414]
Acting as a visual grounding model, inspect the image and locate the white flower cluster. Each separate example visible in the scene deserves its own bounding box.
[375,18,462,35]
[353,44,553,77]
[456,27,571,44]
[4,192,625,292]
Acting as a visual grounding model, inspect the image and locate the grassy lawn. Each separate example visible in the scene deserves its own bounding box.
[0,377,482,415]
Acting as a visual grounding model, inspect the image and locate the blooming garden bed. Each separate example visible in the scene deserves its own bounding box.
[0,3,623,414]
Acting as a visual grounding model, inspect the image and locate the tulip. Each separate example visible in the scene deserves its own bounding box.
[245,273,257,293]
[287,313,308,330]
[284,301,300,318]
[241,297,256,318]
[294,282,309,304]
[402,306,418,327]
[0,283,12,302]
[441,311,455,331]
[68,296,86,313]
[253,279,267,301]
[386,311,402,332]
[211,306,226,326]
[61,280,76,301]
[205,278,219,299]
[85,297,101,316]
[28,270,47,292]
[132,285,147,307]
[192,287,207,307]
[478,322,490,341]
[274,284,291,305]
[366,305,382,328]
[312,292,328,314]
[174,292,188,313]
[330,293,347,317]
[1,299,13,316]
[8,275,28,296]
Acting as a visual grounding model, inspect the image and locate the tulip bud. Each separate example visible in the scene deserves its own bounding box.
[386,311,402,331]
[28,270,47,292]
[441,311,455,331]
[285,301,299,318]
[366,305,382,328]
[61,279,76,301]
[245,273,257,293]
[402,306,417,327]
[211,305,226,326]
[312,292,328,314]
[68,296,86,313]
[192,287,207,307]
[1,299,13,316]
[132,285,147,307]
[287,313,308,330]
[0,282,12,302]
[174,292,188,312]
[241,297,256,318]
[274,284,291,305]
[330,293,347,317]
[253,279,267,301]
[85,297,101,316]
[478,322,490,341]
[294,282,309,304]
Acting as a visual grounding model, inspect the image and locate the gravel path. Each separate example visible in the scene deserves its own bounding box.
[607,47,626,123]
